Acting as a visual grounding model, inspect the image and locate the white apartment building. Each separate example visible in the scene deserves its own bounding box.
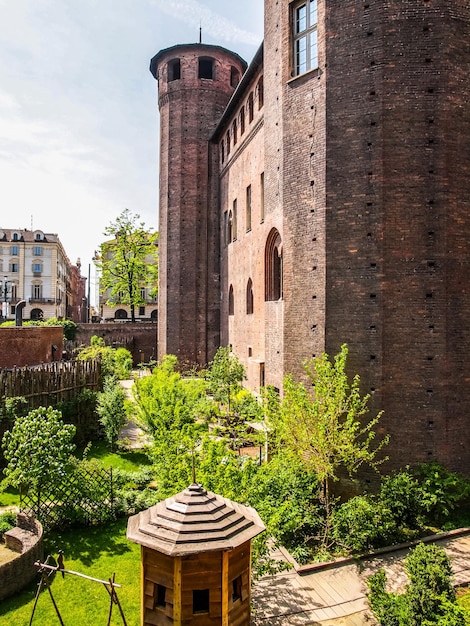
[0,228,85,322]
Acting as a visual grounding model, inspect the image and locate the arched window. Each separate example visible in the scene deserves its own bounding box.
[248,92,254,122]
[30,308,43,321]
[257,76,264,109]
[246,279,254,315]
[239,107,245,135]
[232,119,237,145]
[265,229,283,301]
[228,210,233,244]
[115,309,128,320]
[228,285,234,316]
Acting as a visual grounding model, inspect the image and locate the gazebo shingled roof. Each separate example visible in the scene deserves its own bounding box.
[127,483,266,556]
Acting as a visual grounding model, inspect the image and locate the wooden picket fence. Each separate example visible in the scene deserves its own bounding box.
[20,465,116,531]
[0,360,101,410]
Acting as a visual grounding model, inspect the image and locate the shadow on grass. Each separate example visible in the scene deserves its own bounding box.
[44,517,132,567]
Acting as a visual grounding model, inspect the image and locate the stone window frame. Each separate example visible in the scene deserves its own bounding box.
[292,0,318,77]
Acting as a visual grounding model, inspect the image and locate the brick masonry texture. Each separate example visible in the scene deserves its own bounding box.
[0,327,63,368]
[153,1,470,475]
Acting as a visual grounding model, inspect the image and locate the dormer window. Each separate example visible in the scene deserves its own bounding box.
[12,232,19,241]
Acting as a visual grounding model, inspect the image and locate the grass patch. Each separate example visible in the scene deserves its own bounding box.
[80,440,151,472]
[0,517,141,626]
[0,486,20,508]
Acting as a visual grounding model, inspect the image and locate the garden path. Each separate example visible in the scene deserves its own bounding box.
[251,529,470,625]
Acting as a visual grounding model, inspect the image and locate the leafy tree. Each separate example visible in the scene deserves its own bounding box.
[76,336,133,380]
[368,543,468,625]
[96,209,158,322]
[272,343,389,546]
[206,346,245,417]
[2,406,75,495]
[96,377,128,450]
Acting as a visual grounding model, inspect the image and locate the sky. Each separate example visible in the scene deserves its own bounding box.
[0,0,263,285]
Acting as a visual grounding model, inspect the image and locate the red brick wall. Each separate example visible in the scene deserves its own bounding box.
[0,327,63,368]
[152,44,246,368]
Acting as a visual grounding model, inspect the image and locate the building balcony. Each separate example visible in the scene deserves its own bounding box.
[29,297,61,305]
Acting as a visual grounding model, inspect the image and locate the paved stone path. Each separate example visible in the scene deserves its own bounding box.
[251,530,470,625]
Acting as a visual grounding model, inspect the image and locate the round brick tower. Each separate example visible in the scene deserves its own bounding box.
[150,44,247,368]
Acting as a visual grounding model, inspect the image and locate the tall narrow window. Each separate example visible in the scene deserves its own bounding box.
[221,141,225,164]
[233,199,238,241]
[246,279,254,315]
[223,211,229,246]
[248,92,254,122]
[260,172,265,223]
[232,119,238,145]
[293,0,318,76]
[229,285,234,316]
[257,76,264,109]
[11,245,18,256]
[226,131,231,156]
[246,185,252,232]
[32,283,42,300]
[168,58,181,81]
[230,66,240,88]
[198,57,214,79]
[240,107,245,135]
[228,210,233,244]
[265,229,283,301]
[155,584,166,608]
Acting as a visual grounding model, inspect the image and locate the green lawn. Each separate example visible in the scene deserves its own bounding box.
[0,486,20,508]
[0,517,141,626]
[80,440,151,472]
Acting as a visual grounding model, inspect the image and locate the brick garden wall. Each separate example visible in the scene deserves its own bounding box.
[0,327,63,369]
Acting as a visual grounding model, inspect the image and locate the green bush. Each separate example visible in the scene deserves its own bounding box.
[379,470,425,530]
[96,378,127,450]
[0,510,16,540]
[413,463,470,526]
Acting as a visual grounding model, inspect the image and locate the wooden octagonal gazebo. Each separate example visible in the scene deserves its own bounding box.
[127,483,265,626]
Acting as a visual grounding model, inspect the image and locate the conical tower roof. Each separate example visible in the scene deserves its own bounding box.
[127,483,265,556]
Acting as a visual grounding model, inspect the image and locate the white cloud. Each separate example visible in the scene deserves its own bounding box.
[149,0,261,46]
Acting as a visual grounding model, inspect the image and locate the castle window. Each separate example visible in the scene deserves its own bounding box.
[198,57,214,80]
[224,211,229,245]
[193,589,209,614]
[232,119,238,145]
[168,58,181,81]
[240,107,245,135]
[229,285,234,316]
[246,279,254,315]
[230,66,240,88]
[226,130,231,156]
[221,141,225,163]
[257,76,264,109]
[293,0,318,76]
[260,172,265,222]
[265,229,283,301]
[248,92,254,122]
[232,199,238,241]
[228,210,233,244]
[246,184,252,232]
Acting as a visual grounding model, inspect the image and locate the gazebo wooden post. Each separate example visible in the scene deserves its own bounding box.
[221,551,229,626]
[173,557,182,626]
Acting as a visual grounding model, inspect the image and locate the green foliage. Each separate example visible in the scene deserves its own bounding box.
[76,336,132,380]
[206,346,246,415]
[246,452,322,563]
[368,543,468,626]
[132,355,206,439]
[331,495,399,553]
[2,406,75,493]
[0,510,16,540]
[273,344,389,546]
[379,470,424,530]
[413,463,470,526]
[96,378,127,450]
[0,318,78,340]
[97,209,158,322]
[0,396,28,423]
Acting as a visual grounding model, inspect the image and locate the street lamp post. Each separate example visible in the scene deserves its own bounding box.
[2,276,10,320]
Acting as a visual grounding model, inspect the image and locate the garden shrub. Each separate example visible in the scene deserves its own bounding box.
[96,377,127,450]
[379,469,425,530]
[413,463,470,526]
[0,511,16,540]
